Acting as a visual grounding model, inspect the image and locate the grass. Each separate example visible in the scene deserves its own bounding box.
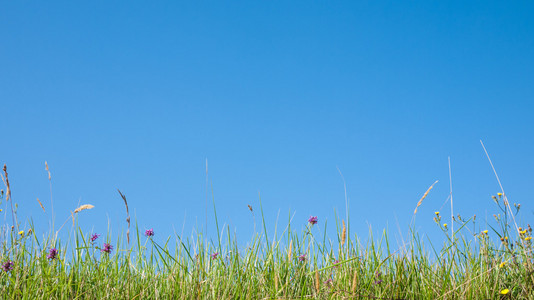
[0,163,532,299]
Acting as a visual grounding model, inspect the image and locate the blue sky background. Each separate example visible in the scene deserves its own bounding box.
[1,1,533,249]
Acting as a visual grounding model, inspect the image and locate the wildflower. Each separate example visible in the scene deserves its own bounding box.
[520,230,527,235]
[374,271,383,285]
[18,230,25,237]
[526,237,532,241]
[210,252,219,260]
[500,289,509,295]
[497,193,503,197]
[434,211,439,215]
[47,248,59,260]
[298,254,306,262]
[308,216,318,225]
[1,261,14,272]
[101,243,113,254]
[499,262,506,268]
[443,223,448,228]
[145,228,154,237]
[90,233,100,242]
[483,230,488,234]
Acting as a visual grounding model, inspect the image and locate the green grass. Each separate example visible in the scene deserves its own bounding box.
[0,170,532,299]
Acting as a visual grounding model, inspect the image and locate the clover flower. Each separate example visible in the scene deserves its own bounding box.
[298,254,306,262]
[101,243,113,254]
[47,248,59,260]
[90,233,100,243]
[308,216,318,225]
[145,229,154,237]
[2,261,14,272]
[210,252,219,260]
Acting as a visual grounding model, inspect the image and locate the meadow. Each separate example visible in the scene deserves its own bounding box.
[0,162,532,300]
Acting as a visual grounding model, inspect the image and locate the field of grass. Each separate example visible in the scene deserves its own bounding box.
[0,163,532,299]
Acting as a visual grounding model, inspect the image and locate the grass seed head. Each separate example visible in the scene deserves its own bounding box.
[341,219,346,247]
[74,204,94,213]
[414,180,438,215]
[36,198,45,212]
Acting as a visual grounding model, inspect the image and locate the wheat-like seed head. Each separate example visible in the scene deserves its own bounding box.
[351,270,358,293]
[274,271,279,292]
[288,240,292,261]
[74,204,95,213]
[315,270,320,292]
[413,180,438,215]
[45,161,51,181]
[2,164,11,201]
[36,198,45,212]
[341,219,346,247]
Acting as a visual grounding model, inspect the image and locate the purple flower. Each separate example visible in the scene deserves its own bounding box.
[101,243,113,254]
[145,229,154,237]
[210,252,219,260]
[308,216,318,225]
[298,254,306,262]
[90,233,100,243]
[374,271,382,285]
[2,261,14,272]
[47,248,59,260]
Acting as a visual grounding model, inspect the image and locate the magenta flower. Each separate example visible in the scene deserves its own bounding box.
[2,261,14,272]
[90,233,100,243]
[210,252,219,260]
[298,254,306,262]
[308,216,318,225]
[101,243,113,254]
[47,248,59,260]
[145,229,154,237]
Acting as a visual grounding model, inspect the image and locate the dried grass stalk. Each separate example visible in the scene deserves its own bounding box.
[413,180,438,215]
[341,219,346,247]
[74,204,94,213]
[118,189,131,244]
[36,198,45,212]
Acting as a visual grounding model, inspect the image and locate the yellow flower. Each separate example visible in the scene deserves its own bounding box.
[520,230,527,234]
[500,289,509,295]
[499,262,506,268]
[483,230,488,234]
[18,230,24,237]
[434,211,439,215]
[497,193,503,197]
[443,223,448,228]
[526,237,532,241]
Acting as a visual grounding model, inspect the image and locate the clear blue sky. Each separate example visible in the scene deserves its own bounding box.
[1,1,533,248]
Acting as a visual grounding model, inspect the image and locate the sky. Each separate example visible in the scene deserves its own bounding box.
[1,1,533,250]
